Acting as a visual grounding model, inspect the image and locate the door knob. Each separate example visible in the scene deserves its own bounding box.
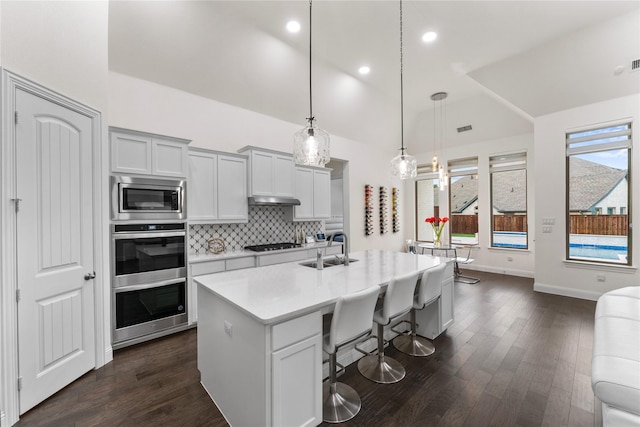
[84,272,96,281]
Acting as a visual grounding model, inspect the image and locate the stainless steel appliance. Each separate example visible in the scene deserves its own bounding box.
[111,222,188,348]
[111,175,186,221]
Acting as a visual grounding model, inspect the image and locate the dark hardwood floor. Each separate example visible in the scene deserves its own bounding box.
[16,270,601,427]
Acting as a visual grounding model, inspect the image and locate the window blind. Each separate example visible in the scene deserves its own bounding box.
[448,157,478,178]
[566,122,631,156]
[490,152,527,173]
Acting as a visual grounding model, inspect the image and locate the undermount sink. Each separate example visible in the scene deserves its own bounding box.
[299,258,358,268]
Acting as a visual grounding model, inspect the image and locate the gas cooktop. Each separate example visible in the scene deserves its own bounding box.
[244,243,302,252]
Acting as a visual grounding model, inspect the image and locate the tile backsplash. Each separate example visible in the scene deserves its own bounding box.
[189,206,323,254]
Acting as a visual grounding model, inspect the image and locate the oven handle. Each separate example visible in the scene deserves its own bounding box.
[112,231,186,240]
[114,278,185,293]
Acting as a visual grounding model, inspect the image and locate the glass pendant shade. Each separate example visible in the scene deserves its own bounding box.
[390,148,417,179]
[293,119,330,167]
[438,165,448,190]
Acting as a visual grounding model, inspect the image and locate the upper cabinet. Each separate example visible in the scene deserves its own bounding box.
[188,148,248,223]
[110,127,189,178]
[238,146,295,197]
[287,166,331,221]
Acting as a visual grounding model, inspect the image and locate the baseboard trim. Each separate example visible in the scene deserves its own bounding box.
[533,282,602,301]
[461,264,534,279]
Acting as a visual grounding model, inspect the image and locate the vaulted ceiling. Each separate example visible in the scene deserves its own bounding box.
[108,1,640,155]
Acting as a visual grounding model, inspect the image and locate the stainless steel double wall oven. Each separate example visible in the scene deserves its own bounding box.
[111,176,188,348]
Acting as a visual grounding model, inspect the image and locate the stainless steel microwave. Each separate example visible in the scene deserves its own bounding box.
[111,176,186,221]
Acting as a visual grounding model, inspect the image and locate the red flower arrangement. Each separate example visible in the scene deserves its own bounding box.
[425,216,449,245]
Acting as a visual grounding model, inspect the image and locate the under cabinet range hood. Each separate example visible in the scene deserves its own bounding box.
[248,195,301,206]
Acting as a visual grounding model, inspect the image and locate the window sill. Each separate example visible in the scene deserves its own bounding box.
[563,259,636,273]
[488,247,531,254]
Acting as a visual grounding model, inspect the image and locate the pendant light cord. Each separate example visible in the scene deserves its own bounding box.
[308,0,314,124]
[399,0,404,153]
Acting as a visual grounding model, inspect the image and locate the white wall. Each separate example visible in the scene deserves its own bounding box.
[108,71,408,253]
[0,1,108,113]
[411,132,535,278]
[534,94,640,300]
[0,2,110,425]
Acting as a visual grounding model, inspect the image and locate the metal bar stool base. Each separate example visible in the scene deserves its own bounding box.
[357,354,405,384]
[322,382,361,423]
[392,334,435,357]
[455,274,479,284]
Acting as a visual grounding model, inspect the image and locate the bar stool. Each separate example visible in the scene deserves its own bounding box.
[393,263,446,356]
[356,271,421,384]
[323,285,380,423]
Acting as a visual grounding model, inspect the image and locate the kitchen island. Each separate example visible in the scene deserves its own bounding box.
[195,249,454,427]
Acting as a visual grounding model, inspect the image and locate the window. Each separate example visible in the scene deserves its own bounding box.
[490,152,527,249]
[566,121,631,265]
[449,157,478,245]
[415,172,442,242]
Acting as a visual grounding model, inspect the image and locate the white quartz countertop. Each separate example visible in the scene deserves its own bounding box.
[189,241,340,263]
[195,249,446,324]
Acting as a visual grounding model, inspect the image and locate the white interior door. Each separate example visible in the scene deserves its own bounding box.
[15,88,96,414]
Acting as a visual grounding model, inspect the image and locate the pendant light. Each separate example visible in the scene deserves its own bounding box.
[430,91,449,190]
[293,0,330,167]
[390,0,417,179]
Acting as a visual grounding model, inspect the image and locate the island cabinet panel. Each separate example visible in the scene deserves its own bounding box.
[198,287,322,427]
[415,261,455,339]
[271,312,322,427]
[197,287,268,427]
[272,334,322,427]
[110,128,189,177]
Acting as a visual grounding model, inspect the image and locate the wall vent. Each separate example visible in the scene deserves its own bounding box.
[457,125,472,133]
[632,59,640,71]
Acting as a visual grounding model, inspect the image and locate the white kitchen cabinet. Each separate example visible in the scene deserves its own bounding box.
[271,312,322,427]
[187,148,248,224]
[287,166,331,221]
[238,146,295,197]
[110,127,189,177]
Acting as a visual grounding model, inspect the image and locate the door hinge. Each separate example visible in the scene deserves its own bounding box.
[16,288,21,303]
[17,376,22,391]
[14,111,18,125]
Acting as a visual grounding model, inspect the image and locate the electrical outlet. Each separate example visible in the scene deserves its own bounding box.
[597,275,606,282]
[542,217,556,225]
[507,256,514,262]
[543,226,552,233]
[224,321,233,337]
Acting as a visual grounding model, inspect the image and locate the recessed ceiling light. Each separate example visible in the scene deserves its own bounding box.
[358,66,371,75]
[422,31,437,43]
[286,21,301,33]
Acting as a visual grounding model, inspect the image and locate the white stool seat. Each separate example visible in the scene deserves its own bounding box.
[393,263,446,356]
[323,285,380,423]
[357,271,421,384]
